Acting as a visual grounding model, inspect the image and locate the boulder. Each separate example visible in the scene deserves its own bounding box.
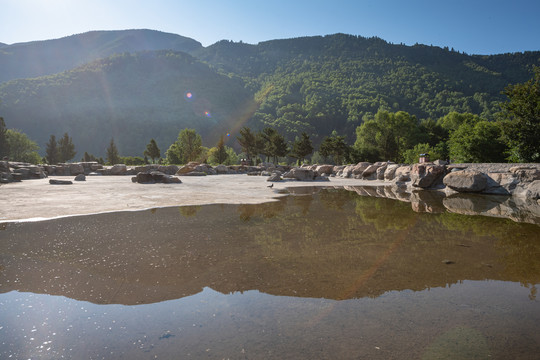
[384,164,400,181]
[513,180,540,200]
[132,171,182,184]
[194,164,216,175]
[339,164,354,178]
[176,162,200,175]
[110,164,127,175]
[315,164,334,175]
[69,163,85,176]
[411,164,446,188]
[443,170,488,192]
[74,174,86,181]
[353,162,372,177]
[509,166,540,183]
[283,168,316,181]
[393,165,412,182]
[376,163,389,180]
[483,172,518,195]
[267,173,282,182]
[157,165,179,175]
[214,165,229,174]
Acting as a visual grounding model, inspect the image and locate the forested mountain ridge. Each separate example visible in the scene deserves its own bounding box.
[0,29,202,83]
[193,34,539,142]
[0,51,254,156]
[0,30,538,158]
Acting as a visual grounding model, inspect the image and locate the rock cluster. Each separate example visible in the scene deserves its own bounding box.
[1,160,539,203]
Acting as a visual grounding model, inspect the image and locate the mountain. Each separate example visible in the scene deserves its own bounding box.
[0,51,254,156]
[194,34,539,142]
[0,29,202,83]
[0,31,538,158]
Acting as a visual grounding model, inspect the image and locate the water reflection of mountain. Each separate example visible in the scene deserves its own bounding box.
[0,189,538,305]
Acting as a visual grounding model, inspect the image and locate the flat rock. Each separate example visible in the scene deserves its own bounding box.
[49,179,73,185]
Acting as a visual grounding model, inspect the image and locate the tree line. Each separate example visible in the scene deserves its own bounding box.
[1,66,538,165]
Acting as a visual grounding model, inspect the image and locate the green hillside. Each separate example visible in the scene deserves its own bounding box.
[194,34,539,143]
[0,31,538,158]
[0,51,254,157]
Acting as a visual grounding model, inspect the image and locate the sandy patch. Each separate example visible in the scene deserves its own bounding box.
[1,175,384,222]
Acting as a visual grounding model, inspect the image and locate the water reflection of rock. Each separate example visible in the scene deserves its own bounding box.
[0,191,538,306]
[342,185,540,224]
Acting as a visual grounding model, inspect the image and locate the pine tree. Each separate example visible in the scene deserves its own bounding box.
[215,135,229,164]
[106,138,120,165]
[45,135,59,164]
[143,138,160,163]
[291,132,314,164]
[57,132,76,162]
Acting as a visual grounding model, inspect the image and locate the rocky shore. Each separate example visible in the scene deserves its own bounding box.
[1,160,539,201]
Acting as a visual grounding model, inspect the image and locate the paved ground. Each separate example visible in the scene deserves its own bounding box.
[0,175,384,222]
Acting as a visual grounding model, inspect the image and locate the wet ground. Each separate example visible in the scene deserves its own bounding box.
[1,187,539,359]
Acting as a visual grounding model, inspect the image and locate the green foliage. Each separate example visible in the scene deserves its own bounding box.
[354,110,421,162]
[236,127,258,161]
[57,132,76,163]
[106,138,120,165]
[402,143,445,164]
[499,66,540,162]
[319,130,349,164]
[45,135,58,164]
[166,128,204,164]
[144,138,160,163]
[81,152,100,163]
[290,132,314,164]
[0,51,254,157]
[448,119,507,163]
[120,156,145,165]
[208,135,229,164]
[0,116,10,158]
[165,143,182,165]
[258,127,289,164]
[5,129,40,163]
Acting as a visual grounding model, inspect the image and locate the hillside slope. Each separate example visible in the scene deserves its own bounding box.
[0,29,202,82]
[0,51,254,157]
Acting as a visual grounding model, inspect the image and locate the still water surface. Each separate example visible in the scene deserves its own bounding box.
[1,187,539,359]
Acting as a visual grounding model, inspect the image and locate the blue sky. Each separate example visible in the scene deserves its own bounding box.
[1,0,539,55]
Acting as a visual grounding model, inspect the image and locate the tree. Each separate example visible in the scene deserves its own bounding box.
[165,143,182,164]
[320,130,349,164]
[0,117,9,159]
[499,66,540,162]
[5,129,41,163]
[259,127,288,164]
[354,110,421,162]
[106,138,120,165]
[213,135,229,164]
[178,128,202,163]
[144,138,160,163]
[237,127,257,162]
[45,135,59,164]
[57,132,76,162]
[82,152,99,163]
[290,132,314,164]
[448,120,507,163]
